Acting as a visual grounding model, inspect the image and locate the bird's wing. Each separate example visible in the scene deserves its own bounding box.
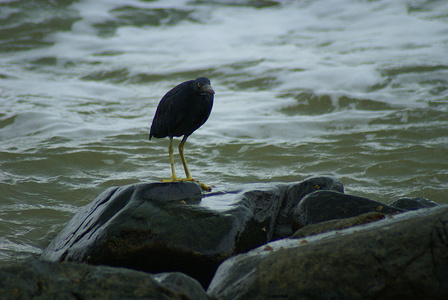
[162,82,185,99]
[150,82,191,138]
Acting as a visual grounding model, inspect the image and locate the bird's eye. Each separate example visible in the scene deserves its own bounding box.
[198,83,202,88]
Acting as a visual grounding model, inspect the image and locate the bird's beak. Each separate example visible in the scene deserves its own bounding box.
[201,84,215,95]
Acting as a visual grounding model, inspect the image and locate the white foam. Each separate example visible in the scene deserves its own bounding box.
[32,0,446,106]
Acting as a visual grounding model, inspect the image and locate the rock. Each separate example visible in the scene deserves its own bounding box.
[207,206,448,300]
[293,190,404,227]
[275,176,344,238]
[41,181,222,287]
[0,259,208,299]
[41,177,343,287]
[153,272,209,299]
[291,211,385,239]
[389,197,439,211]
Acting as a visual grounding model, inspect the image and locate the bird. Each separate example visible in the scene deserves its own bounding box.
[149,77,215,191]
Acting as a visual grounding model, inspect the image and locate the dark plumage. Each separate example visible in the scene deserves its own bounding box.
[149,77,214,189]
[150,77,214,139]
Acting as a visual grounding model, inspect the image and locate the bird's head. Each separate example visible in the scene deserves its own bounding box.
[194,77,215,96]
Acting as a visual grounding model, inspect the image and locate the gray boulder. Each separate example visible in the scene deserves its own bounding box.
[275,176,344,237]
[0,260,207,299]
[208,205,448,300]
[294,190,404,227]
[292,211,386,239]
[389,197,439,211]
[41,177,343,287]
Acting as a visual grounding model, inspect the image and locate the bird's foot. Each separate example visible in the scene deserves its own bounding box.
[182,178,212,192]
[197,181,212,192]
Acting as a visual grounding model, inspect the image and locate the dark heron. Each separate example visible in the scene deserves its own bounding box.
[149,77,215,190]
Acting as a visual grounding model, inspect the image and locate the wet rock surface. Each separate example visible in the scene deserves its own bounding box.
[274,176,344,238]
[38,176,446,299]
[207,206,448,300]
[41,176,342,287]
[293,190,404,227]
[291,211,386,239]
[0,260,208,300]
[389,196,439,211]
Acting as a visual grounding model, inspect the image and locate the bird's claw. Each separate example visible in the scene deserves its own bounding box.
[198,182,212,192]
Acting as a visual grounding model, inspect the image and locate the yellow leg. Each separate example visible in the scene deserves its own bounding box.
[162,137,179,182]
[178,136,212,192]
[179,136,192,180]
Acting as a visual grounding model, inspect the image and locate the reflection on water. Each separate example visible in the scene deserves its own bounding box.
[0,0,447,265]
